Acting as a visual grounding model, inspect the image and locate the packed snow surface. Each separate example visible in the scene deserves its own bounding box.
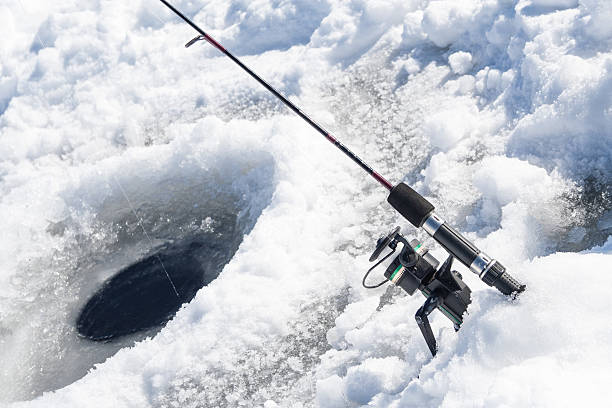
[1,0,611,406]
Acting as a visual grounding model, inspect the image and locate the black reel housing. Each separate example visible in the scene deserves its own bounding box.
[366,227,472,356]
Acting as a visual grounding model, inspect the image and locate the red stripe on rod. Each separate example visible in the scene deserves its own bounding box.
[324,133,337,143]
[372,172,393,190]
[203,34,226,52]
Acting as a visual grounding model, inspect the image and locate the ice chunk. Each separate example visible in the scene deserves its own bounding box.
[448,51,473,74]
[423,106,478,151]
[422,1,480,47]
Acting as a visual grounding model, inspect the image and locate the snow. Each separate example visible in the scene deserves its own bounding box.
[530,0,578,8]
[1,0,611,406]
[448,51,473,75]
[421,1,483,48]
[422,106,479,151]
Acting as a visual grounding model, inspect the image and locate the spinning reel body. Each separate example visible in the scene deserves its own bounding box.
[366,227,472,356]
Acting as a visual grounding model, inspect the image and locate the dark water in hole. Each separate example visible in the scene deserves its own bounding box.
[77,213,244,341]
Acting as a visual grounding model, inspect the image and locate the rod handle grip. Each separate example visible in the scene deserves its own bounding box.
[387,183,435,228]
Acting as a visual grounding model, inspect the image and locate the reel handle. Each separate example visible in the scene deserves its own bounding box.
[369,226,400,262]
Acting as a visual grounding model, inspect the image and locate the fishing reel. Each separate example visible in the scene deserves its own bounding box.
[364,227,471,356]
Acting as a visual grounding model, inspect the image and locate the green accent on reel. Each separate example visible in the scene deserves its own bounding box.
[421,289,462,325]
[389,265,403,281]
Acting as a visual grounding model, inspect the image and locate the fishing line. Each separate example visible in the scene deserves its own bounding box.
[12,1,180,299]
[15,0,48,50]
[147,5,167,27]
[112,174,180,298]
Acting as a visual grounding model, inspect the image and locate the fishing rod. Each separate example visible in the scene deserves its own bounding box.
[159,0,525,355]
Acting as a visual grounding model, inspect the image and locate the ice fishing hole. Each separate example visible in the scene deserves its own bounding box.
[0,146,275,402]
[76,207,243,342]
